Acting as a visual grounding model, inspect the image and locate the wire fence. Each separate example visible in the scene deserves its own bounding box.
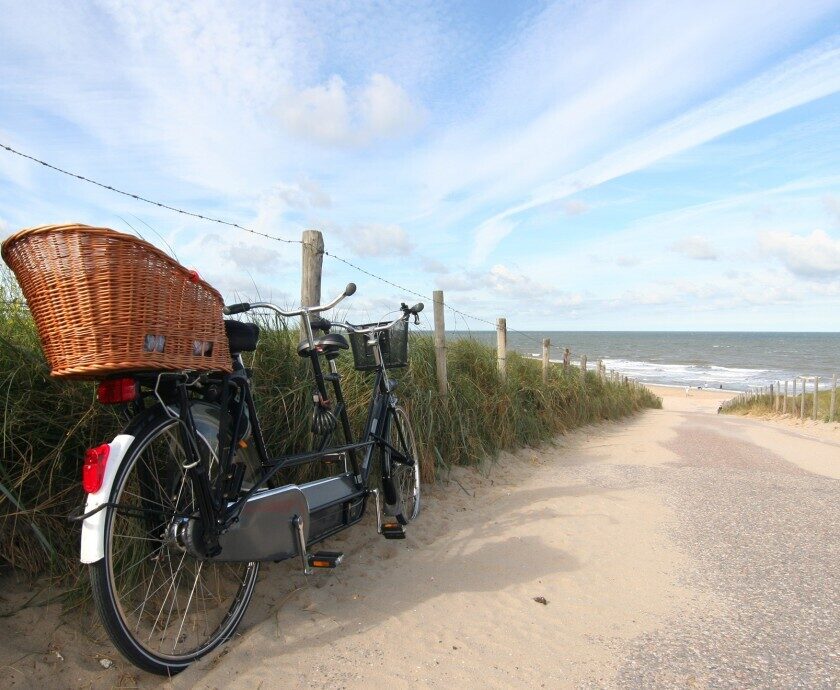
[1,142,564,355]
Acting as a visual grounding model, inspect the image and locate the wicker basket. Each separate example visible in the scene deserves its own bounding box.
[1,224,232,379]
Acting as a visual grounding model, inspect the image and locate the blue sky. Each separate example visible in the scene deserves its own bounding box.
[1,0,839,331]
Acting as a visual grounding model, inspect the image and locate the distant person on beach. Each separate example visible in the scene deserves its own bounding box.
[685,386,690,396]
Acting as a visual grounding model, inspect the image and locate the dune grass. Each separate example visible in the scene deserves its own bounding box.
[0,272,660,584]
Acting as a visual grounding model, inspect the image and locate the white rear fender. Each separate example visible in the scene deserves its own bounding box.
[80,434,135,564]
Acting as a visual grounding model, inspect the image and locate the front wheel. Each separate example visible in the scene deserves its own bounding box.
[384,406,421,525]
[89,412,259,675]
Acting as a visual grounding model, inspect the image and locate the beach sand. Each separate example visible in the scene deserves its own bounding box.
[1,386,837,688]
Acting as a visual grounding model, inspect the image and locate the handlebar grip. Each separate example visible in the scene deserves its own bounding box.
[223,303,251,315]
[344,282,357,297]
[410,302,424,314]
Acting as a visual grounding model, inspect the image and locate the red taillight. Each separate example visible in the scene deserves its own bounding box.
[97,378,138,404]
[82,444,110,493]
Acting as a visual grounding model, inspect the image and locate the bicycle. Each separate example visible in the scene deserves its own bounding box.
[74,284,424,675]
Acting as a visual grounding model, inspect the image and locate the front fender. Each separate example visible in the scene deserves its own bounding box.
[80,434,135,564]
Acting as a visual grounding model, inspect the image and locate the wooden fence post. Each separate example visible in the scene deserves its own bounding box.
[301,229,324,308]
[783,380,788,414]
[830,373,837,422]
[542,338,550,383]
[497,318,507,380]
[432,290,448,396]
[813,376,819,420]
[580,355,587,385]
[800,378,806,420]
[562,348,571,373]
[597,359,604,382]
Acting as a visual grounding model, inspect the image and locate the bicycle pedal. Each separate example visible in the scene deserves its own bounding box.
[381,522,406,539]
[307,551,344,569]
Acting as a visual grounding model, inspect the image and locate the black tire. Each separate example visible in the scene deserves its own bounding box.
[384,406,421,525]
[89,409,259,675]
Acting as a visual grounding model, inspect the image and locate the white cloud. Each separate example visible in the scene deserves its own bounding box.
[615,255,641,267]
[271,180,332,210]
[277,73,424,147]
[759,229,840,278]
[340,223,414,257]
[824,194,840,228]
[420,256,450,274]
[563,200,590,216]
[227,242,285,274]
[670,235,718,260]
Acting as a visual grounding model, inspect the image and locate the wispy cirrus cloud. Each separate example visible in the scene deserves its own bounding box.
[469,35,840,262]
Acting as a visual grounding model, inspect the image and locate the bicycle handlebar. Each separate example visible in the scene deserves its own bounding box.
[223,283,356,318]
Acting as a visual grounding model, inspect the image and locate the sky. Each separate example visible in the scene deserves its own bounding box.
[1,0,839,332]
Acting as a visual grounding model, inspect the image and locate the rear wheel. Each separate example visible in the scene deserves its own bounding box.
[89,412,259,675]
[384,406,421,525]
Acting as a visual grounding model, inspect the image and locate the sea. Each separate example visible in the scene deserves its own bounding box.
[445,331,840,392]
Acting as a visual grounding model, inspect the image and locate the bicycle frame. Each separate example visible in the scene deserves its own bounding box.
[171,317,409,560]
[78,289,418,568]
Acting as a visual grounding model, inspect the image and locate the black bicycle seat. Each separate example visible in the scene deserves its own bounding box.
[297,333,349,358]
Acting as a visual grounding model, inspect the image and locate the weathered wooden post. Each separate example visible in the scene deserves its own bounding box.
[800,378,806,420]
[542,338,550,384]
[301,229,324,308]
[783,381,788,414]
[580,355,587,385]
[792,378,797,414]
[497,318,507,380]
[813,376,819,420]
[597,359,604,382]
[770,383,774,410]
[830,373,837,422]
[562,347,571,373]
[432,290,448,396]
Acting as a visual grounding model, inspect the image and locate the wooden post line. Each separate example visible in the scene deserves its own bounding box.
[800,376,806,420]
[542,338,550,383]
[301,229,324,308]
[497,317,507,380]
[830,373,837,422]
[813,376,819,420]
[433,290,448,396]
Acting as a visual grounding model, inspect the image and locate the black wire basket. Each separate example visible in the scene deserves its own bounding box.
[348,319,409,371]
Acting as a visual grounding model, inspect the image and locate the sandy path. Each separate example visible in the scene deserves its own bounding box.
[2,388,837,688]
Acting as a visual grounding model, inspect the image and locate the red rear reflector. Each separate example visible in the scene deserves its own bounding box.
[97,378,138,404]
[82,444,110,493]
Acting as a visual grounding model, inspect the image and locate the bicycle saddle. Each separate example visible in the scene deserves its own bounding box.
[224,320,260,353]
[297,333,349,358]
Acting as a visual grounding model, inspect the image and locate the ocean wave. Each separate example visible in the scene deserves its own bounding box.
[599,358,784,390]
